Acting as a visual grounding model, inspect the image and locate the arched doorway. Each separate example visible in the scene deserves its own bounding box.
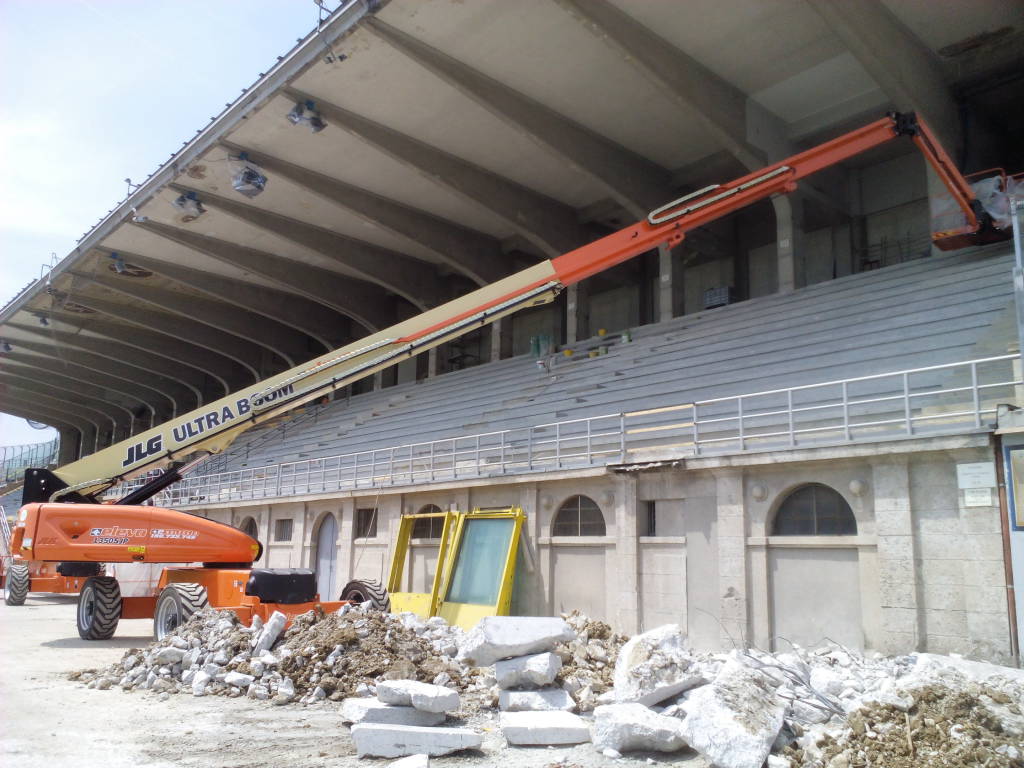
[550,495,608,620]
[315,513,338,600]
[768,483,862,650]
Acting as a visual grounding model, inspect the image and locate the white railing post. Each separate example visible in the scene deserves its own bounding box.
[500,430,506,472]
[429,441,435,482]
[370,450,376,488]
[619,413,626,460]
[787,389,795,447]
[692,406,700,456]
[354,451,360,489]
[388,447,394,485]
[555,422,561,468]
[737,397,745,450]
[903,372,913,434]
[971,362,981,428]
[842,381,850,441]
[528,428,534,470]
[586,418,592,463]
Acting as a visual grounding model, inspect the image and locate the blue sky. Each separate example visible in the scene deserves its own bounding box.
[0,0,331,446]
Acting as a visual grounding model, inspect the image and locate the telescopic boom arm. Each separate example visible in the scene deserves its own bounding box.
[22,112,1001,506]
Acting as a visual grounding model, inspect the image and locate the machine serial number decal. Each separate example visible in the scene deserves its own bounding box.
[93,537,129,545]
[151,528,198,540]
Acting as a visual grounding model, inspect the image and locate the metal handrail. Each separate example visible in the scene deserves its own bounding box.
[107,354,1021,506]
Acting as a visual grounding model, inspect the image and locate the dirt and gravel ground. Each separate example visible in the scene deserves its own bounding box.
[0,597,708,768]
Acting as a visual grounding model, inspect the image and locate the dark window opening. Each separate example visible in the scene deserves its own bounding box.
[772,484,857,536]
[412,504,445,539]
[274,518,293,542]
[552,495,606,536]
[355,507,378,539]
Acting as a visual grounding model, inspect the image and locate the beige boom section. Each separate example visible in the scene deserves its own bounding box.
[51,262,559,499]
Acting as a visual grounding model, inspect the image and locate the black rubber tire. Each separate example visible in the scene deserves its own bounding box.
[340,578,391,612]
[77,576,122,640]
[4,564,30,606]
[153,583,209,641]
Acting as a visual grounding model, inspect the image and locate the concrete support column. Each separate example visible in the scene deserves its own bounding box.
[614,474,641,633]
[427,348,438,378]
[772,196,803,292]
[56,427,79,464]
[871,457,922,652]
[715,468,749,647]
[514,483,544,616]
[337,498,356,582]
[657,244,679,322]
[489,318,513,363]
[373,371,383,391]
[565,283,589,343]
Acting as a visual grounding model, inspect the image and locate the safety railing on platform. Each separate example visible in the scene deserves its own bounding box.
[2,438,58,484]
[108,355,1021,507]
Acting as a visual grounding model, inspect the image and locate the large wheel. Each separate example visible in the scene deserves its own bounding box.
[154,583,209,641]
[77,576,122,640]
[3,564,30,606]
[340,578,391,612]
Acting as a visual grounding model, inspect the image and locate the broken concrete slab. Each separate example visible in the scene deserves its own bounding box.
[678,657,784,768]
[349,723,482,758]
[494,652,562,689]
[499,711,591,745]
[458,617,575,667]
[341,698,445,727]
[252,611,287,656]
[223,671,255,688]
[613,624,705,706]
[591,703,688,753]
[377,680,460,713]
[498,688,575,712]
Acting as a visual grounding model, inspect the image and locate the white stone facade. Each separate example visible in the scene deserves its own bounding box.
[198,433,1013,663]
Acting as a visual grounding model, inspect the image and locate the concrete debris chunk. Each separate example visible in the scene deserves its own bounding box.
[389,755,429,768]
[349,723,482,758]
[341,698,445,727]
[679,657,784,768]
[494,652,561,689]
[154,646,187,665]
[224,671,255,688]
[458,617,575,667]
[500,711,591,745]
[377,680,460,714]
[498,688,575,712]
[613,624,705,706]
[252,611,287,655]
[591,703,688,753]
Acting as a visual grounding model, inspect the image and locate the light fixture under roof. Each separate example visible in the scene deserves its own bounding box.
[172,191,206,222]
[230,152,267,198]
[1,340,12,353]
[287,100,327,133]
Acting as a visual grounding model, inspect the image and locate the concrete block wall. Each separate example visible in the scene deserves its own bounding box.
[195,440,1013,663]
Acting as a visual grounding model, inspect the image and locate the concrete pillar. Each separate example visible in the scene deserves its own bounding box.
[373,370,383,391]
[565,283,589,343]
[56,427,79,464]
[657,244,679,322]
[337,498,356,582]
[871,457,922,652]
[514,483,544,616]
[772,196,803,292]
[715,468,749,647]
[614,474,641,633]
[489,318,513,363]
[427,348,438,378]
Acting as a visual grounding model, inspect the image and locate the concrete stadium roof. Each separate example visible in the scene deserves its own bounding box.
[2,0,1022,445]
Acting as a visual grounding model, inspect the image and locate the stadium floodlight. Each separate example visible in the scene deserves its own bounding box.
[1,340,11,353]
[287,100,327,133]
[36,314,49,326]
[109,252,127,274]
[230,152,268,198]
[172,191,206,222]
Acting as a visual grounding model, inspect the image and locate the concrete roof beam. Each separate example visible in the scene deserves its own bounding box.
[365,18,674,219]
[286,87,590,257]
[167,184,441,309]
[0,374,132,433]
[133,220,394,332]
[219,142,508,285]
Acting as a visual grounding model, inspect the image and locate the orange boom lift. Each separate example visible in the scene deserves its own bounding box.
[6,112,1016,640]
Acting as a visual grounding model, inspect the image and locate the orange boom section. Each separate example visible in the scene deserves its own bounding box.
[13,503,259,565]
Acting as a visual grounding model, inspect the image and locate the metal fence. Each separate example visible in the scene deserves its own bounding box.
[1,438,59,485]
[110,354,1020,507]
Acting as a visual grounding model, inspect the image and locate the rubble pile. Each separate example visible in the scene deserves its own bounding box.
[71,608,1024,767]
[72,604,472,705]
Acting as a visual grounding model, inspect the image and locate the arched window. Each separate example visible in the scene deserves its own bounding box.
[239,516,258,539]
[412,504,445,539]
[772,484,857,536]
[552,495,606,536]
